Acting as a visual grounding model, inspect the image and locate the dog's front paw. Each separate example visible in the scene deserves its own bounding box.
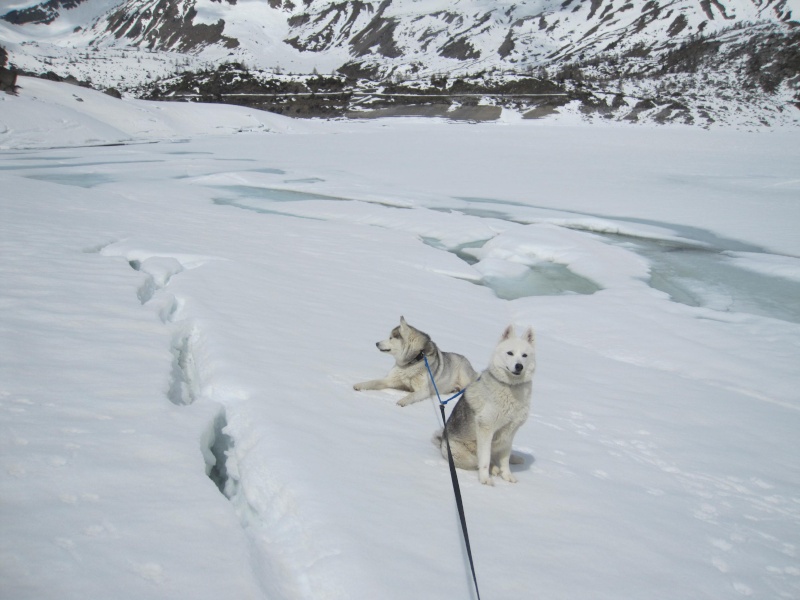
[397,392,423,407]
[500,472,518,484]
[353,383,362,391]
[479,469,494,486]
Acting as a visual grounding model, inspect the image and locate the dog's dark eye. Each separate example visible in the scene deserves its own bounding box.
[522,354,528,358]
[507,351,513,356]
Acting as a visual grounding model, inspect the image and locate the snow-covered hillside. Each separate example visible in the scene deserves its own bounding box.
[2,76,800,600]
[1,0,799,126]
[3,0,797,73]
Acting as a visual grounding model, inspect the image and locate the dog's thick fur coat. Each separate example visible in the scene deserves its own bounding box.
[354,316,477,407]
[433,325,535,485]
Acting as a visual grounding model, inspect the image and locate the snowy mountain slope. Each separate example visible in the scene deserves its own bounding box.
[284,0,798,75]
[0,0,123,27]
[4,0,797,71]
[1,0,799,125]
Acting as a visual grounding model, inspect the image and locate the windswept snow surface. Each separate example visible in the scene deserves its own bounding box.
[2,79,800,600]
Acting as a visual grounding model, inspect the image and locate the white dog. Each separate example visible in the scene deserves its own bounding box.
[354,316,477,407]
[433,325,535,485]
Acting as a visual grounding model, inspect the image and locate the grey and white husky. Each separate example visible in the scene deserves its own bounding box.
[354,316,478,407]
[433,325,535,485]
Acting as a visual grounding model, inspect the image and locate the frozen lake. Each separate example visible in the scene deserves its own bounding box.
[9,144,798,323]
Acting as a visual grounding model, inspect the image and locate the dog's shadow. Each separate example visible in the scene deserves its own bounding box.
[511,450,536,473]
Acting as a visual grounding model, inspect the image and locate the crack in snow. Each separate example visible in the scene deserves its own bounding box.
[203,407,235,498]
[96,243,279,595]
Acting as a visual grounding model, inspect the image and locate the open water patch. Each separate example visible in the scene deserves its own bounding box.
[0,154,78,167]
[5,157,162,171]
[421,237,488,264]
[159,150,214,156]
[430,204,529,224]
[436,199,799,321]
[421,237,600,300]
[284,177,325,184]
[455,196,532,209]
[210,185,347,203]
[212,198,324,220]
[24,172,116,188]
[448,196,574,224]
[210,183,412,213]
[456,207,528,223]
[471,262,601,300]
[601,233,800,324]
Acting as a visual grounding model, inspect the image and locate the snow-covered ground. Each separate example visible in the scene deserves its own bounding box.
[2,78,800,600]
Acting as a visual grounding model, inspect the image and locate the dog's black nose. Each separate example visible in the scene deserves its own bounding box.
[375,342,381,348]
[514,363,523,373]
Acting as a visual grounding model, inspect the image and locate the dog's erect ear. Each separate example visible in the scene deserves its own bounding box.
[500,324,515,341]
[399,317,415,339]
[524,327,535,345]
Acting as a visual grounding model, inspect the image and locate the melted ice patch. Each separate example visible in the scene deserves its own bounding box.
[24,172,116,188]
[209,185,347,203]
[469,258,600,299]
[421,232,603,300]
[441,199,800,323]
[600,234,800,324]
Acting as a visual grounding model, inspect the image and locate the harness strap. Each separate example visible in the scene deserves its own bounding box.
[442,388,466,404]
[423,356,482,600]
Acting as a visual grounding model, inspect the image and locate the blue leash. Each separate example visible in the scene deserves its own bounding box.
[441,386,466,405]
[423,356,482,600]
[422,354,468,405]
